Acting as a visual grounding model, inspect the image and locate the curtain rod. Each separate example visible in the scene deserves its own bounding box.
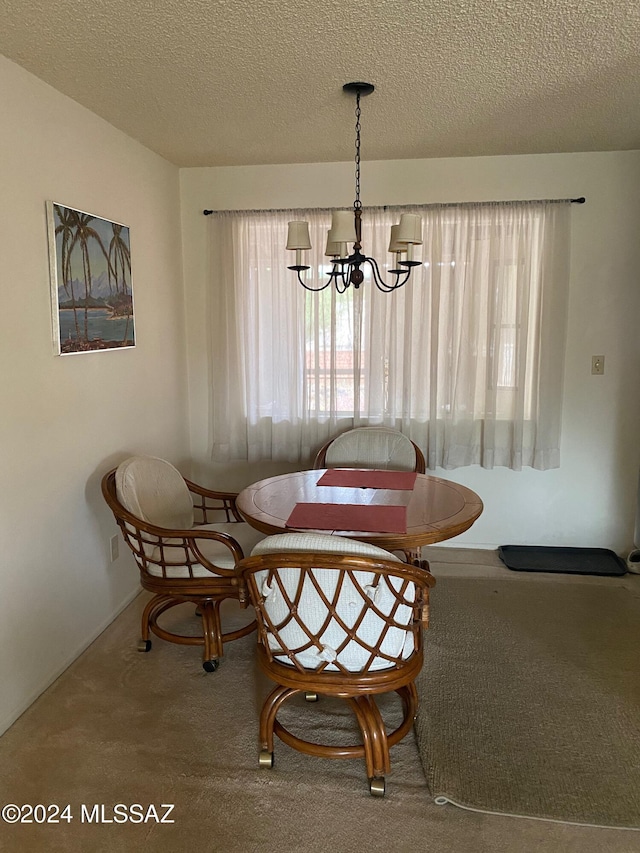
[202,197,585,215]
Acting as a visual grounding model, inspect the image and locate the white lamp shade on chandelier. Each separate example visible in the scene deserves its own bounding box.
[286,220,312,250]
[286,220,312,269]
[387,224,404,253]
[330,210,357,244]
[396,213,423,245]
[325,231,347,258]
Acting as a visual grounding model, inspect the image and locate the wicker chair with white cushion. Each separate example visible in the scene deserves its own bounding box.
[313,426,426,473]
[102,455,264,672]
[237,532,435,796]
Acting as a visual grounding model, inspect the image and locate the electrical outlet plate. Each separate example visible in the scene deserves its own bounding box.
[110,534,119,562]
[591,355,605,375]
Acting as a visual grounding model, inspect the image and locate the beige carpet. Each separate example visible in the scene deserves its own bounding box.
[1,554,639,852]
[414,576,640,829]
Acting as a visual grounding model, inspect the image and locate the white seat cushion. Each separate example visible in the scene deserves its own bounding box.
[325,427,417,471]
[251,531,401,561]
[250,533,414,672]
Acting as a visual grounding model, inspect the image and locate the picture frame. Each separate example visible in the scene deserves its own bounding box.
[46,201,135,355]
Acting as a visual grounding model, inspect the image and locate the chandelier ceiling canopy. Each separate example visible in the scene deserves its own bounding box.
[286,83,423,293]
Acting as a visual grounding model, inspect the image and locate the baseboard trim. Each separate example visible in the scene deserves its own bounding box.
[0,587,142,738]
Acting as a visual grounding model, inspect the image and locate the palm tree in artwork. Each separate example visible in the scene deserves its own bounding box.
[73,213,111,341]
[108,224,131,295]
[108,223,133,344]
[54,205,82,341]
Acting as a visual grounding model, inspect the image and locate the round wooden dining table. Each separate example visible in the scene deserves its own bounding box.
[236,469,483,558]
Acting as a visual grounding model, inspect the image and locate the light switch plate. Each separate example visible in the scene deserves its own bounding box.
[591,355,605,375]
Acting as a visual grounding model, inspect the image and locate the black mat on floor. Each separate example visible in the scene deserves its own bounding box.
[498,545,627,576]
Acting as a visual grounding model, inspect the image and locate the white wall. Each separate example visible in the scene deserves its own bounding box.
[0,56,190,734]
[180,150,640,554]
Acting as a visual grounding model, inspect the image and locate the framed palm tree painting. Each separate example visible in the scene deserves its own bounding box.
[47,202,135,354]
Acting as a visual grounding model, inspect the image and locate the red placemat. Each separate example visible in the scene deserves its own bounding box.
[286,502,407,533]
[317,469,418,490]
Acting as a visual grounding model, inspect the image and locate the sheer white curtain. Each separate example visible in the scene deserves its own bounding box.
[208,201,570,470]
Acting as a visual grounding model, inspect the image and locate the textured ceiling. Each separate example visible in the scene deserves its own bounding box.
[2,0,640,167]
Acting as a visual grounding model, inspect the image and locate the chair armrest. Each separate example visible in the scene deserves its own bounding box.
[167,527,247,574]
[186,528,246,567]
[118,512,247,570]
[183,478,239,502]
[183,477,243,523]
[159,526,247,563]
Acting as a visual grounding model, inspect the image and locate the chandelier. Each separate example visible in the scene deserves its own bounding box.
[286,82,423,293]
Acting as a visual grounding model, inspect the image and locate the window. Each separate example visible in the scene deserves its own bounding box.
[305,286,361,414]
[208,201,570,470]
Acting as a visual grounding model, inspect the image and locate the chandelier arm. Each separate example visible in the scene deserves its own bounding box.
[295,269,333,292]
[298,262,355,293]
[332,264,351,292]
[336,275,351,294]
[364,256,413,292]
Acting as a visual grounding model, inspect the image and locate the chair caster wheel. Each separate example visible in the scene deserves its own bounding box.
[259,750,274,769]
[369,777,386,797]
[138,639,152,652]
[202,659,219,673]
[304,692,319,702]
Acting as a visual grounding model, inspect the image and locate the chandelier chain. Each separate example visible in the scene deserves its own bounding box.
[354,91,362,210]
